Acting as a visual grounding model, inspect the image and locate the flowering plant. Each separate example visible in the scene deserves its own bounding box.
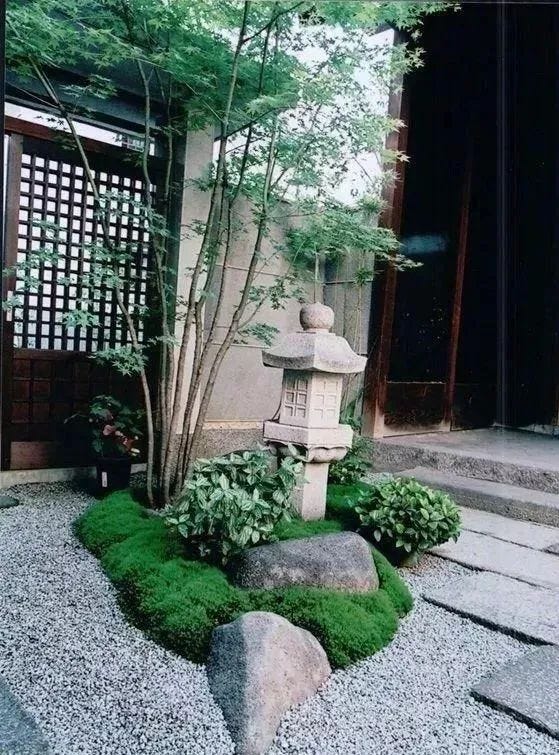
[67,395,144,458]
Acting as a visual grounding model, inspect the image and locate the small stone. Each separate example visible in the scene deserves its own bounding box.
[0,494,20,509]
[207,611,331,755]
[230,532,378,592]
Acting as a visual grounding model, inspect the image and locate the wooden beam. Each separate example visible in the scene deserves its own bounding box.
[443,148,473,428]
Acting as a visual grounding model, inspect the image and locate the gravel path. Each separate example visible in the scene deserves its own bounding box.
[1,483,557,755]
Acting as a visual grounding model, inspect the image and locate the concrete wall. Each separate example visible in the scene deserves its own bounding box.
[175,131,369,456]
[202,196,314,441]
[324,254,374,422]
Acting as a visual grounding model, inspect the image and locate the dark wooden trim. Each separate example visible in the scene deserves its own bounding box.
[4,115,166,172]
[1,133,23,470]
[443,149,473,428]
[362,53,410,439]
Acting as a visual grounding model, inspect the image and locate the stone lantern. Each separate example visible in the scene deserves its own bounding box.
[262,302,367,520]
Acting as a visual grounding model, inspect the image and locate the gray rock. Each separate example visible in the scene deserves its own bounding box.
[230,532,378,592]
[0,676,49,753]
[0,494,19,509]
[472,646,559,739]
[424,571,559,645]
[545,543,559,555]
[207,611,331,755]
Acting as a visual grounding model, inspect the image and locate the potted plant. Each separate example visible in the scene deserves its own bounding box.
[354,477,461,567]
[67,396,143,493]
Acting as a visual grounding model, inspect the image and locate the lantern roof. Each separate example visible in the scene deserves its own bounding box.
[262,303,367,375]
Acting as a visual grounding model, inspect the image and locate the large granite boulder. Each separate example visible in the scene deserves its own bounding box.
[230,532,378,592]
[207,611,331,755]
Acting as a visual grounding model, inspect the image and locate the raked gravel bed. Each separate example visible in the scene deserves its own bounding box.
[0,482,557,755]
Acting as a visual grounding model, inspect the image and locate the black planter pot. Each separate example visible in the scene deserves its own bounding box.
[96,456,132,494]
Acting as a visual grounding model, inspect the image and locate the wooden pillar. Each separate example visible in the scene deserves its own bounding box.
[442,149,473,428]
[1,134,23,470]
[362,63,409,439]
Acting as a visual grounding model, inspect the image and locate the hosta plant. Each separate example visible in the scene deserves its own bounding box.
[165,450,302,565]
[355,477,461,564]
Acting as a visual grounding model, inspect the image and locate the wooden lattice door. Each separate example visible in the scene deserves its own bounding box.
[2,122,154,470]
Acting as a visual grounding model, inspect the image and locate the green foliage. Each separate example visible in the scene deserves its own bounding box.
[328,433,372,485]
[66,395,144,458]
[273,516,343,541]
[326,481,372,530]
[165,450,302,564]
[76,490,412,668]
[355,477,461,557]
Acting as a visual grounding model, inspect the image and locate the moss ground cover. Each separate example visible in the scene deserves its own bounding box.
[76,485,412,669]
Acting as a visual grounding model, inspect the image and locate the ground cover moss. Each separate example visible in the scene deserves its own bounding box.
[75,486,412,669]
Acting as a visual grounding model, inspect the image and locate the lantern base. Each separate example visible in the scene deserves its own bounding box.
[292,462,330,521]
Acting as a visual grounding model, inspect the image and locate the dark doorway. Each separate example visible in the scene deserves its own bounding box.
[370,2,559,436]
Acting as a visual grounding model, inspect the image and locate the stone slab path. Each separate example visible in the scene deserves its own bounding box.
[459,506,559,549]
[431,529,559,589]
[472,647,559,740]
[424,571,559,645]
[0,676,48,754]
[430,506,559,589]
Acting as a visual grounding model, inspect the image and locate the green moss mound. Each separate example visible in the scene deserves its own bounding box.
[76,488,412,669]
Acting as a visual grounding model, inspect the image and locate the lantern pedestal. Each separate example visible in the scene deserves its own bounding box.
[262,302,366,522]
[264,420,352,520]
[294,462,329,520]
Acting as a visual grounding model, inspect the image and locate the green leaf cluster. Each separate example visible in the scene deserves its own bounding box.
[355,477,461,557]
[66,394,144,458]
[328,433,372,485]
[165,450,302,564]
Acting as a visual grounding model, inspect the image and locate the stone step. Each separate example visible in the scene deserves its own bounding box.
[458,507,559,551]
[430,530,559,590]
[424,571,559,645]
[471,647,559,740]
[398,467,559,527]
[375,429,559,494]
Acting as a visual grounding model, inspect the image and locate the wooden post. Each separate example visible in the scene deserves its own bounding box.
[442,149,473,429]
[362,63,409,439]
[1,134,23,470]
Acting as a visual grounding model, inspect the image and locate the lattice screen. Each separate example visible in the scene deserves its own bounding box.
[14,150,153,352]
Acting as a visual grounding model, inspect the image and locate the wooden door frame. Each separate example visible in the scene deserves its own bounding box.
[2,133,23,469]
[362,78,474,439]
[362,56,410,439]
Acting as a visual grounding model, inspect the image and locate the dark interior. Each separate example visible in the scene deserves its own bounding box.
[385,3,559,430]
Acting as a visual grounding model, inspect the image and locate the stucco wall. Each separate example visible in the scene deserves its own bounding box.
[203,196,314,429]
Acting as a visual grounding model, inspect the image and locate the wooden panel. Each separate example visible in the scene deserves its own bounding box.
[384,382,445,435]
[452,383,496,430]
[9,349,136,468]
[2,128,154,470]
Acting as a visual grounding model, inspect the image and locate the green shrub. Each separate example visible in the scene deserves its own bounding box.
[165,450,302,564]
[328,434,372,485]
[76,491,413,669]
[355,477,461,559]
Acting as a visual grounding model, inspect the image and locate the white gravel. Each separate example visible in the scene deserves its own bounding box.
[1,482,557,755]
[0,482,233,755]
